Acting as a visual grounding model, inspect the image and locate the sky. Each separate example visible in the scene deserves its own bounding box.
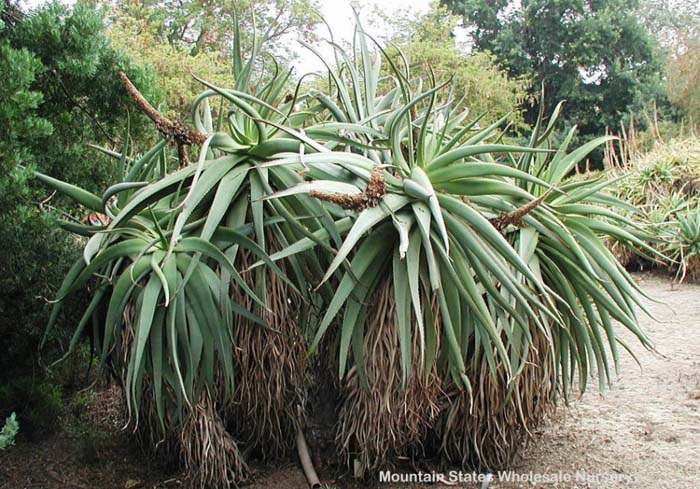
[292,0,433,72]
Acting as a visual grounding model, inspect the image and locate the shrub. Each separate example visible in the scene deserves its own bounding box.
[0,413,19,450]
[0,379,63,437]
[607,137,700,280]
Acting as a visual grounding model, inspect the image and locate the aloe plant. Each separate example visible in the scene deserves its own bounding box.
[606,137,700,280]
[40,26,336,486]
[41,15,655,487]
[261,23,656,469]
[662,207,700,282]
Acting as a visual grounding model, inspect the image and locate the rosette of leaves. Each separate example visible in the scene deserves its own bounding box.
[260,22,656,470]
[39,25,337,487]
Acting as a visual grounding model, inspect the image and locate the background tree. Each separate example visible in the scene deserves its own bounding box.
[637,0,700,52]
[376,5,530,127]
[106,12,235,117]
[108,0,321,58]
[0,0,158,435]
[637,0,700,123]
[442,0,664,142]
[666,36,700,122]
[104,0,321,116]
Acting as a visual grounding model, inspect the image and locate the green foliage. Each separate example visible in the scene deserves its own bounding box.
[0,1,74,384]
[634,0,700,132]
[442,0,664,140]
[6,0,159,190]
[69,390,95,417]
[106,13,234,117]
[0,379,63,437]
[667,36,700,122]
[0,210,83,369]
[0,0,160,437]
[615,138,700,208]
[0,10,67,379]
[637,0,700,51]
[0,0,159,350]
[0,7,51,203]
[0,413,19,450]
[105,0,323,118]
[109,0,321,58]
[609,137,700,280]
[378,6,529,127]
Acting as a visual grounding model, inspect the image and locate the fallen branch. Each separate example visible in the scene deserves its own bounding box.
[296,425,321,489]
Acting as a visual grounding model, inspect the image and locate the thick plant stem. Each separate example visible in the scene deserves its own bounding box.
[296,426,321,489]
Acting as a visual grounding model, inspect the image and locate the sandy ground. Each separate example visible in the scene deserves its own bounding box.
[250,273,700,489]
[2,273,699,489]
[489,273,700,489]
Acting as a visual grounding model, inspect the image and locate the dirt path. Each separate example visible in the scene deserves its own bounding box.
[491,273,700,489]
[252,273,700,488]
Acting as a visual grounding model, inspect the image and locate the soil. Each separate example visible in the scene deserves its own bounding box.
[0,385,177,489]
[2,273,699,489]
[485,272,700,489]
